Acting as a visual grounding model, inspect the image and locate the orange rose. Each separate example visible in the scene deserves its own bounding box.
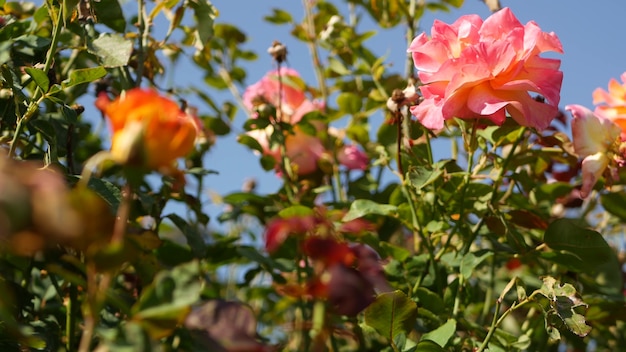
[103,89,197,170]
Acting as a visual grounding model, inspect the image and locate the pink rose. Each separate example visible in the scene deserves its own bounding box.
[246,127,326,176]
[243,67,308,123]
[337,145,368,171]
[566,104,622,198]
[408,8,563,131]
[244,68,328,176]
[284,128,327,175]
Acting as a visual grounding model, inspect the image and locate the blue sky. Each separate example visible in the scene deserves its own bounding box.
[199,1,626,202]
[107,1,626,223]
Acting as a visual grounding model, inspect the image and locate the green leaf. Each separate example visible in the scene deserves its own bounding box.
[460,250,492,279]
[561,308,592,337]
[132,261,202,339]
[337,92,362,115]
[86,177,121,213]
[156,239,194,267]
[189,0,217,50]
[408,162,446,191]
[16,35,51,49]
[380,242,411,262]
[238,134,263,152]
[363,290,418,341]
[328,57,351,76]
[537,276,591,338]
[60,104,78,123]
[420,319,456,347]
[414,287,445,315]
[24,67,49,92]
[259,154,276,171]
[165,214,207,258]
[264,8,292,24]
[62,0,79,24]
[346,123,370,145]
[203,116,231,135]
[87,34,133,67]
[222,192,267,206]
[342,199,397,221]
[543,219,617,272]
[278,205,314,218]
[600,191,626,222]
[415,340,445,352]
[62,66,107,88]
[92,0,126,32]
[377,120,398,149]
[444,0,465,8]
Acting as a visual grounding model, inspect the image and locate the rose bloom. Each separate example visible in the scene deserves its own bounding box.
[243,69,328,176]
[593,72,626,133]
[243,67,318,124]
[101,88,198,170]
[408,7,563,130]
[567,104,623,198]
[337,145,368,171]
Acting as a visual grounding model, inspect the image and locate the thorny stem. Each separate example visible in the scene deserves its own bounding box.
[452,120,480,317]
[77,278,95,352]
[490,127,527,206]
[396,110,405,178]
[347,2,364,92]
[66,284,78,352]
[77,184,132,352]
[111,183,132,245]
[480,255,496,325]
[456,119,480,255]
[310,300,326,346]
[302,0,328,105]
[464,127,527,250]
[295,254,311,352]
[393,105,435,287]
[274,62,298,203]
[424,126,434,165]
[331,166,347,203]
[404,0,423,78]
[9,2,63,157]
[135,0,150,87]
[477,290,540,352]
[219,66,251,117]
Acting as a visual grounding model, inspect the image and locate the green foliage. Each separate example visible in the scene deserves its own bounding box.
[420,319,456,347]
[0,0,624,351]
[364,290,418,343]
[343,199,398,221]
[87,34,133,68]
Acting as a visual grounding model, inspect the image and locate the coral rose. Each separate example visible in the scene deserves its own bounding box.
[593,72,626,134]
[102,89,198,170]
[408,7,563,130]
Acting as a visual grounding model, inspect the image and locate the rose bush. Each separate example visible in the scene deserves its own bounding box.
[0,1,625,352]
